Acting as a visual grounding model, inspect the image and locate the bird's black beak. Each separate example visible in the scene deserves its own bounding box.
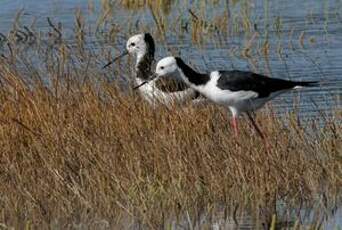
[133,81,148,90]
[102,50,129,69]
[133,73,158,90]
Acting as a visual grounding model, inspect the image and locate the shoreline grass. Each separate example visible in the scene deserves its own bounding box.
[0,1,341,228]
[0,60,340,229]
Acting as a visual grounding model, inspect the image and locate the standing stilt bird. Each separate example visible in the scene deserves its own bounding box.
[152,56,318,136]
[103,33,199,106]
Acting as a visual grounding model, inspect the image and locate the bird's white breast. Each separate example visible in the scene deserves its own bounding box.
[136,78,160,105]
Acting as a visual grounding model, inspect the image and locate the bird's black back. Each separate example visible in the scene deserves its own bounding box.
[216,70,314,98]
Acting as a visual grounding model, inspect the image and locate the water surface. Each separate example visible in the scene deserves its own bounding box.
[0,0,341,122]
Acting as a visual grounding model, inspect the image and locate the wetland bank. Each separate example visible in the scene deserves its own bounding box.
[0,0,341,229]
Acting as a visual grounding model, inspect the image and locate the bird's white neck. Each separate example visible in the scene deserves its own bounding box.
[135,50,147,67]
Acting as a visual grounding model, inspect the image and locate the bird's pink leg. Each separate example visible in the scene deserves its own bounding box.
[246,112,271,153]
[231,116,239,137]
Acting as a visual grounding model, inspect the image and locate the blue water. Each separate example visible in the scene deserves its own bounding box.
[0,0,341,128]
[1,1,341,118]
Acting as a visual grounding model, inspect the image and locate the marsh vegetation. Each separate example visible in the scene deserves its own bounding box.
[0,0,341,229]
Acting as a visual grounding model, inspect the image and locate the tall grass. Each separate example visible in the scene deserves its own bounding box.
[0,1,341,229]
[0,56,340,229]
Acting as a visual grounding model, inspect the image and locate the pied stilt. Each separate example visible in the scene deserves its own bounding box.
[152,56,318,137]
[103,33,199,106]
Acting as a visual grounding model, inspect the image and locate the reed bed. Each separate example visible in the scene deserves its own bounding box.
[0,57,340,229]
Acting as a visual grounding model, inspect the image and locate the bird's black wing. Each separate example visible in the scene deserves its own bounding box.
[216,70,301,98]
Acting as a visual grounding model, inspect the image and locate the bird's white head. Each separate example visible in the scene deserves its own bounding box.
[126,34,146,56]
[155,56,179,77]
[102,33,155,69]
[126,33,155,60]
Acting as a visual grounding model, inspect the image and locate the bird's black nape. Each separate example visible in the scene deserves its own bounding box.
[144,33,155,57]
[135,33,155,80]
[175,57,210,86]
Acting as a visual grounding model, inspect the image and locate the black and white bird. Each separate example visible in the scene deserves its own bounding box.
[153,56,318,136]
[103,33,199,106]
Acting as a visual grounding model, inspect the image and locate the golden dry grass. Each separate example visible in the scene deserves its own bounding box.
[0,2,341,228]
[0,59,340,229]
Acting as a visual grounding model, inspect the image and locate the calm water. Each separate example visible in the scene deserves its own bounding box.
[0,0,341,121]
[0,1,341,227]
[0,0,341,119]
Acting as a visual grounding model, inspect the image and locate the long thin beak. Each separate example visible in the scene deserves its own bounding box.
[133,73,158,90]
[102,50,129,69]
[133,81,148,90]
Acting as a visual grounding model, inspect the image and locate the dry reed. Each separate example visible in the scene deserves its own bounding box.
[0,58,340,229]
[0,2,340,229]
